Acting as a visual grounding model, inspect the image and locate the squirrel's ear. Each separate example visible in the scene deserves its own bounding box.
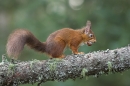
[85,20,91,34]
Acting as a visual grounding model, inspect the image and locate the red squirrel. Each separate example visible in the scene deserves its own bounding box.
[6,21,96,59]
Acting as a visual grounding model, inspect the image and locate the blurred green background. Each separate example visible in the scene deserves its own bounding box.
[0,0,130,86]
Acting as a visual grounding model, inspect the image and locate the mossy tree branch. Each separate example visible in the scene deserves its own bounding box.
[0,45,130,86]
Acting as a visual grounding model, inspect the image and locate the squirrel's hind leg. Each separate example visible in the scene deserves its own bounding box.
[46,38,66,58]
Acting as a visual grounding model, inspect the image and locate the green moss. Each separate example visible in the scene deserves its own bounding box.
[47,58,62,71]
[107,61,112,72]
[2,54,8,63]
[30,59,40,69]
[8,63,16,76]
[81,68,88,77]
[49,62,57,71]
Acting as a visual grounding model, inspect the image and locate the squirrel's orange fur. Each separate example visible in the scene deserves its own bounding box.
[6,21,96,59]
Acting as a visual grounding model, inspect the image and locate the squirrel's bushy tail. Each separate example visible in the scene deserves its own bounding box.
[6,29,46,59]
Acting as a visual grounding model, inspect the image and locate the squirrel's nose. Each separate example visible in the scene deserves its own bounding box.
[93,40,96,43]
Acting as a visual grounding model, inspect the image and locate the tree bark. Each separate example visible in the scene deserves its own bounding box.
[0,45,130,86]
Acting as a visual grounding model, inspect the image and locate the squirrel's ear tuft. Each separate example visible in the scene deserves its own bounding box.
[85,20,91,34]
[86,20,91,27]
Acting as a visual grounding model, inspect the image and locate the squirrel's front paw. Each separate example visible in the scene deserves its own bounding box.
[78,52,84,54]
[74,52,84,55]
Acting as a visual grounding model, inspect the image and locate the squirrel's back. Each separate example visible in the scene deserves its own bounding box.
[46,28,82,43]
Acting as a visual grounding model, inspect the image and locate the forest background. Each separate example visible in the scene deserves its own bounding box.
[0,0,130,86]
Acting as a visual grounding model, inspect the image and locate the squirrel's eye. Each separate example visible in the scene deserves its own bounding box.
[89,34,93,37]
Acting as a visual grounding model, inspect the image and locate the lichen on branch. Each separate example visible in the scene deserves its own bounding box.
[0,45,130,86]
